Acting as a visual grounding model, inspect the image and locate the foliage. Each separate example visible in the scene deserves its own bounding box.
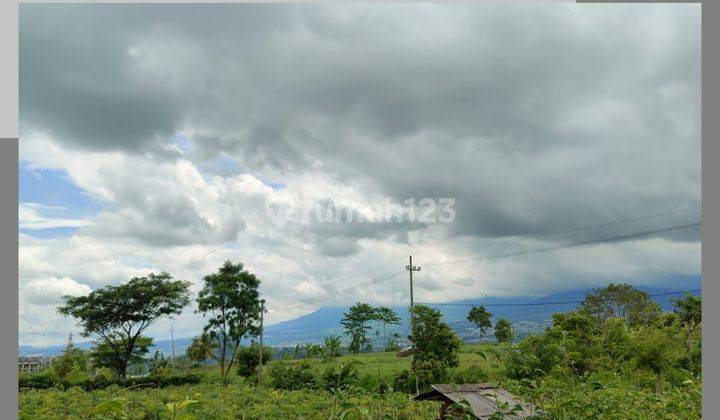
[580,283,661,326]
[19,370,201,390]
[186,333,217,366]
[341,303,377,354]
[196,260,263,385]
[50,337,88,380]
[323,335,343,362]
[321,360,362,392]
[673,292,702,357]
[269,361,319,390]
[494,318,514,344]
[410,305,461,387]
[57,272,191,378]
[235,342,272,377]
[374,306,401,350]
[90,335,154,377]
[467,305,493,339]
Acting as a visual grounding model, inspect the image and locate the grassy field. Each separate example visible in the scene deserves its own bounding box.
[19,343,701,419]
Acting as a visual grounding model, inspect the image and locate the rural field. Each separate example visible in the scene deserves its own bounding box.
[19,341,702,419]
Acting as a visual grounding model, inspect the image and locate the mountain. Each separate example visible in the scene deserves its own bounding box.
[19,279,700,356]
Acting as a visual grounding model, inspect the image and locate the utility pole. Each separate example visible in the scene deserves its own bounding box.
[258,300,265,386]
[170,325,176,369]
[406,255,421,395]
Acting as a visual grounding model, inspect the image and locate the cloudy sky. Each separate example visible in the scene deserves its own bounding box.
[19,4,701,346]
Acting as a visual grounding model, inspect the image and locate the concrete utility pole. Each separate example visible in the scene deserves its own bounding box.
[406,255,421,395]
[258,300,265,385]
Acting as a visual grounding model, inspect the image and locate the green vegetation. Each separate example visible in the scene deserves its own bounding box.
[196,261,263,385]
[467,305,492,340]
[58,273,191,378]
[21,281,702,418]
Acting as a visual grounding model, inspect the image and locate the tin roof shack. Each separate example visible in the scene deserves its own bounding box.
[414,384,537,419]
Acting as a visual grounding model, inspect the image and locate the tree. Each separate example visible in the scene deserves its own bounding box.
[632,327,678,394]
[90,336,154,377]
[323,335,342,362]
[672,292,701,353]
[51,334,88,380]
[580,283,661,326]
[494,318,515,344]
[196,261,263,386]
[374,306,401,350]
[341,303,377,353]
[467,306,493,340]
[410,305,461,385]
[186,333,218,366]
[57,273,190,378]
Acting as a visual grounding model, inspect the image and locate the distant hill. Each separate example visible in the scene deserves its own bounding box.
[20,279,700,356]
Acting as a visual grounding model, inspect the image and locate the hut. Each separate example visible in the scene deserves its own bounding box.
[396,346,413,357]
[414,383,537,419]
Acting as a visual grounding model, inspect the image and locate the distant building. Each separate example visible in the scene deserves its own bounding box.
[18,356,53,373]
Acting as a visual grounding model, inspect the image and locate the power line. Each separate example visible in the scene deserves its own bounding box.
[410,207,699,258]
[423,221,701,268]
[417,289,701,308]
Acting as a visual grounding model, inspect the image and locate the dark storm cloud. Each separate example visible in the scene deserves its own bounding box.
[20,4,701,247]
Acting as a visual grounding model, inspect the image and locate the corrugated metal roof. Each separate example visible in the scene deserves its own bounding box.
[414,383,537,419]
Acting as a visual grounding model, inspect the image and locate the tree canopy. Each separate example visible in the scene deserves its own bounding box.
[579,283,661,326]
[57,272,190,378]
[341,302,377,353]
[467,305,493,339]
[410,305,460,385]
[196,260,263,385]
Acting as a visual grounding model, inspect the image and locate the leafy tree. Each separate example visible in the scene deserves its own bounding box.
[235,342,273,377]
[323,335,342,362]
[341,303,377,353]
[186,333,218,366]
[410,305,461,386]
[57,273,190,378]
[374,306,401,349]
[494,318,515,344]
[90,336,154,377]
[467,306,493,340]
[672,292,701,353]
[632,327,678,394]
[196,261,263,385]
[580,283,661,326]
[51,335,88,380]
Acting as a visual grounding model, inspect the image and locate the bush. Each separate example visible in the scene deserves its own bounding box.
[321,361,361,391]
[19,370,200,391]
[269,361,318,391]
[391,369,420,394]
[236,343,273,377]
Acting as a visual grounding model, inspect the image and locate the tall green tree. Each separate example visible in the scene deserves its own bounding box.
[494,318,515,344]
[196,261,263,385]
[51,334,88,379]
[672,292,701,353]
[341,303,377,353]
[410,305,461,386]
[580,283,661,326]
[375,306,401,350]
[467,306,493,340]
[57,273,190,378]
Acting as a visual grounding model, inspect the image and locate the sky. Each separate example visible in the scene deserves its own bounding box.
[19,4,701,346]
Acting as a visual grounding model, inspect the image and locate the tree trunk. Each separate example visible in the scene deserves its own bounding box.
[655,373,662,395]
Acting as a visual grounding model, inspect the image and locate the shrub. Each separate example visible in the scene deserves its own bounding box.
[269,361,318,391]
[236,343,273,377]
[18,370,200,391]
